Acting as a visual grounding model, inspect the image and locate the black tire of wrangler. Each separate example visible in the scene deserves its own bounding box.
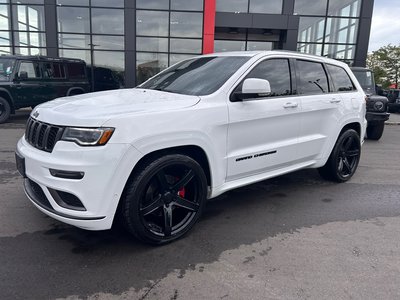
[120,154,207,245]
[318,129,361,183]
[0,97,11,124]
[367,122,385,140]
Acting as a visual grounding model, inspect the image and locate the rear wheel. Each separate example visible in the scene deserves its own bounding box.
[318,129,361,182]
[0,97,11,124]
[121,154,207,245]
[367,122,384,140]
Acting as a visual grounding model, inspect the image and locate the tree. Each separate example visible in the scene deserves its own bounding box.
[367,44,400,88]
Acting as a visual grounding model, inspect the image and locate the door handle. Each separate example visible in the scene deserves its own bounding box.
[330,98,341,103]
[283,102,298,108]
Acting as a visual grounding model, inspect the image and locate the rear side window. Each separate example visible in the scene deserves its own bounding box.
[237,59,292,97]
[296,60,329,95]
[327,64,355,92]
[44,62,66,79]
[67,63,85,79]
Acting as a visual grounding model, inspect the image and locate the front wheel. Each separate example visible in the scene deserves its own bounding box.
[318,129,361,182]
[120,154,207,245]
[367,122,385,140]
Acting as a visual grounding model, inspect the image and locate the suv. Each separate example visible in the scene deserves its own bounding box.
[387,89,400,112]
[351,67,390,140]
[16,51,366,244]
[0,55,90,124]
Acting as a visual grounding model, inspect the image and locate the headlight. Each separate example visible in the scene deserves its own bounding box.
[373,101,384,111]
[61,127,114,146]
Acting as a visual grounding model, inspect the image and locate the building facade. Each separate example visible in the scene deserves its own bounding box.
[0,0,374,87]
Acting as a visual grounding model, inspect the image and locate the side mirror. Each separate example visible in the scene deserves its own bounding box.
[19,71,28,80]
[233,78,271,101]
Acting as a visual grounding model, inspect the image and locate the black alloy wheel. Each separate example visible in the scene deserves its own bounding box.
[121,154,207,244]
[318,129,361,182]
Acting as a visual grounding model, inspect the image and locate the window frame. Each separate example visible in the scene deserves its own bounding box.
[229,57,295,102]
[295,59,331,95]
[325,63,357,93]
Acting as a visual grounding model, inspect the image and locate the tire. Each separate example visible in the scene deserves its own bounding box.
[367,122,384,140]
[0,97,11,124]
[318,129,361,183]
[120,154,207,245]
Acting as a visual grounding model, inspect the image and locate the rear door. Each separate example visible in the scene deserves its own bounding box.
[226,58,302,181]
[42,61,69,99]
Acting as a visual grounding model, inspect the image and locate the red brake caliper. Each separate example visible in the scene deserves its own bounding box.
[176,177,186,198]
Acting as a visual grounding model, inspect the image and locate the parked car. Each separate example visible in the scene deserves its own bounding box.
[87,66,121,92]
[0,55,90,124]
[16,51,367,244]
[386,89,400,112]
[351,67,390,140]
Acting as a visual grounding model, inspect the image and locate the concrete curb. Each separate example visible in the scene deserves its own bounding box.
[385,122,400,125]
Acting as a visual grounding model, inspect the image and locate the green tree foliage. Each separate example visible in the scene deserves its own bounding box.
[367,44,400,88]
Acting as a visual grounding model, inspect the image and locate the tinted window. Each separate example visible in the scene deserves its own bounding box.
[67,63,85,79]
[140,56,250,96]
[297,60,329,94]
[238,59,291,97]
[43,62,65,79]
[19,61,40,78]
[327,64,355,92]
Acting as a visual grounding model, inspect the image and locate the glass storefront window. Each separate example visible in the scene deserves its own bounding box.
[136,10,169,37]
[216,0,248,13]
[91,8,124,35]
[136,0,169,10]
[297,43,322,55]
[214,40,246,52]
[15,46,46,55]
[246,41,273,51]
[14,31,45,47]
[56,0,89,6]
[92,35,124,50]
[136,52,168,84]
[59,49,91,64]
[57,7,89,34]
[328,0,361,17]
[11,0,44,4]
[91,0,124,8]
[93,50,125,87]
[170,12,203,38]
[136,37,168,52]
[249,0,283,14]
[326,18,358,44]
[58,34,90,49]
[324,44,355,60]
[13,5,45,31]
[0,31,10,46]
[171,0,203,11]
[0,46,11,54]
[0,4,10,30]
[169,54,194,65]
[298,17,326,43]
[294,0,328,15]
[170,38,202,54]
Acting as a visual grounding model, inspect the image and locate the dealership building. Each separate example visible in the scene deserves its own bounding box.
[0,0,374,87]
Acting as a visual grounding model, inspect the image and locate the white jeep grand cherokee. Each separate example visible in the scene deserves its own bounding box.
[16,51,367,244]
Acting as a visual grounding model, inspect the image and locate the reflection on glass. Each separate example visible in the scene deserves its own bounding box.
[324,44,354,60]
[59,49,91,63]
[14,5,45,31]
[298,17,325,43]
[136,37,168,52]
[214,40,246,52]
[249,0,282,14]
[170,12,203,38]
[92,35,124,50]
[93,51,125,88]
[0,31,10,46]
[91,0,124,7]
[136,0,169,10]
[246,41,273,51]
[170,38,202,54]
[58,33,90,49]
[328,0,360,17]
[15,46,46,56]
[294,0,327,15]
[171,0,203,11]
[56,0,89,5]
[91,8,124,35]
[169,54,194,66]
[216,0,248,13]
[297,43,322,55]
[326,18,358,44]
[136,10,169,37]
[0,46,11,55]
[57,7,89,33]
[14,31,45,47]
[0,5,9,31]
[136,52,168,84]
[12,0,44,4]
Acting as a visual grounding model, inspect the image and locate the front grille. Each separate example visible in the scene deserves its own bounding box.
[25,117,64,152]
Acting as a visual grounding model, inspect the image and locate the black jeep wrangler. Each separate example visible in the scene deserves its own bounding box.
[0,56,90,123]
[351,67,390,140]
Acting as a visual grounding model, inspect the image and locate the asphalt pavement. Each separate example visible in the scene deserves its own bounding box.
[1,110,400,300]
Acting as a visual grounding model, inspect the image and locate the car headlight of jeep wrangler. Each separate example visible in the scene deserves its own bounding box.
[61,127,114,146]
[373,101,384,111]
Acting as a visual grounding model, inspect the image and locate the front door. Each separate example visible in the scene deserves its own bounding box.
[226,58,302,181]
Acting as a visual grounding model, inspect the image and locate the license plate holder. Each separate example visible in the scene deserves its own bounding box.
[15,152,26,178]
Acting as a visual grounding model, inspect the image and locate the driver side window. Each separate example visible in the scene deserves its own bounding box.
[19,62,40,79]
[236,59,292,98]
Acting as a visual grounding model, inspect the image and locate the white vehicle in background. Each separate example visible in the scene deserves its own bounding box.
[16,51,367,244]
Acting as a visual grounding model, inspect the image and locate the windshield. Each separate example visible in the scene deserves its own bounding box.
[353,70,374,91]
[139,56,251,96]
[0,58,15,81]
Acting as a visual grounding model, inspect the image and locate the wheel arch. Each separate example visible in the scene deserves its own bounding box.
[67,87,85,96]
[0,88,15,113]
[339,121,361,137]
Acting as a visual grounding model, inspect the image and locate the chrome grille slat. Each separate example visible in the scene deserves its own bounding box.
[25,117,64,153]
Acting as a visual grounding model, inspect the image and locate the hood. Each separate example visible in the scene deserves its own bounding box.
[33,88,200,127]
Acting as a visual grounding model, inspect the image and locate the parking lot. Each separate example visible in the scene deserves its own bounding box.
[1,110,400,300]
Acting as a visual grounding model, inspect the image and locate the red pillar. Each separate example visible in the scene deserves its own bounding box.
[202,0,216,54]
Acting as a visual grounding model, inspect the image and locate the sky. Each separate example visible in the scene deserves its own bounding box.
[368,0,400,52]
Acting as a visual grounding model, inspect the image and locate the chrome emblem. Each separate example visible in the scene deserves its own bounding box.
[32,110,39,118]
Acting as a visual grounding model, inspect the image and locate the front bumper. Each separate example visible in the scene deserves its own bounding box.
[366,111,390,123]
[16,137,141,230]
